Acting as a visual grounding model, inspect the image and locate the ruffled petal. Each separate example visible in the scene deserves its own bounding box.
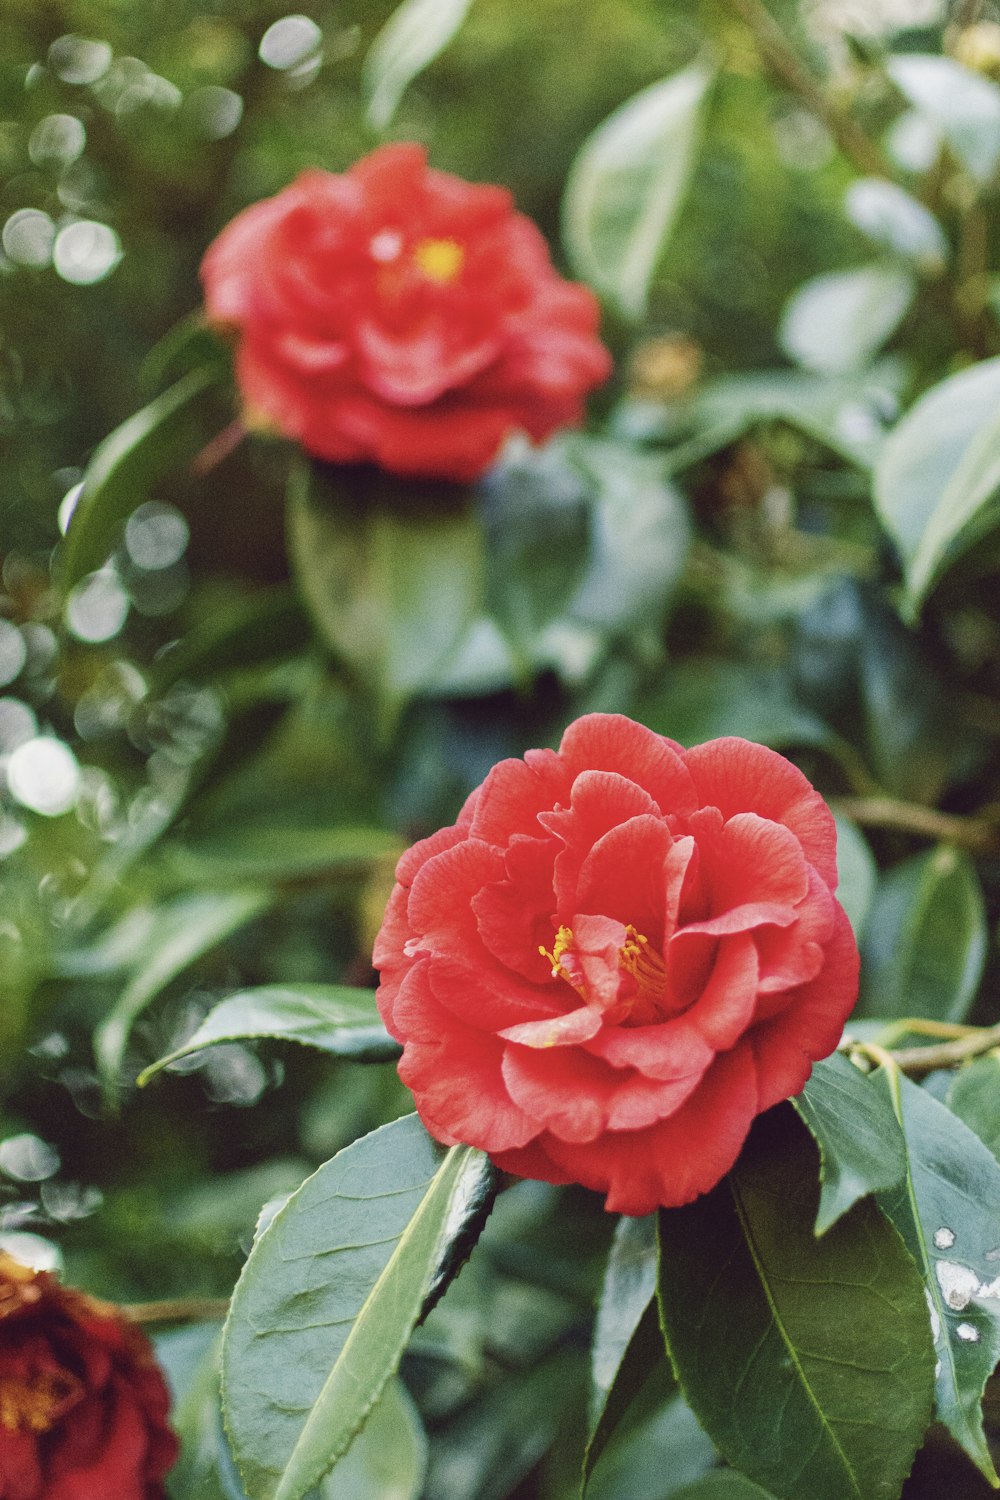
[473,835,559,980]
[572,815,674,941]
[501,1042,706,1143]
[559,714,698,815]
[683,933,761,1050]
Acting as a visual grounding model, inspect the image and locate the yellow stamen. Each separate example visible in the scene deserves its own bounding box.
[0,1368,81,1433]
[413,237,464,284]
[538,924,576,982]
[618,925,666,1001]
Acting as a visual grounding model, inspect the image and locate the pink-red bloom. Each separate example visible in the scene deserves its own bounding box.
[0,1253,178,1500]
[375,714,859,1214]
[200,144,612,482]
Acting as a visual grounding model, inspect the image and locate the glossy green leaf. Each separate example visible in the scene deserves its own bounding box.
[792,1052,907,1234]
[671,1475,778,1500]
[138,985,397,1085]
[888,55,1000,183]
[319,1377,426,1500]
[563,62,713,321]
[287,462,485,721]
[658,1110,935,1500]
[857,846,986,1023]
[874,1065,1000,1482]
[780,264,916,376]
[158,826,402,888]
[832,815,877,941]
[222,1114,497,1500]
[585,1213,660,1483]
[363,0,474,131]
[94,889,271,1084]
[874,356,1000,611]
[58,368,220,595]
[947,1056,1000,1165]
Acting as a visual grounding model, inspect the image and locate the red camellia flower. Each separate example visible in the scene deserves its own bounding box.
[375,714,860,1214]
[0,1253,178,1500]
[200,143,612,482]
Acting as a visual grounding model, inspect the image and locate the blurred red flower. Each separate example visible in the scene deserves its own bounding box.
[201,143,611,482]
[375,713,859,1214]
[0,1253,178,1500]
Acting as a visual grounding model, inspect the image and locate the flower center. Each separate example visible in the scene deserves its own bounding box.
[0,1367,82,1434]
[413,237,464,283]
[618,925,667,1006]
[538,922,667,1021]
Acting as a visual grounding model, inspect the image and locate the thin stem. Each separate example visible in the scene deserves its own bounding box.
[888,1023,1000,1078]
[723,0,895,178]
[123,1297,230,1326]
[831,795,1000,853]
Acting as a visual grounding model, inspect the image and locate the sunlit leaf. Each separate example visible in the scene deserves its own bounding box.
[875,355,1000,611]
[138,985,397,1085]
[94,889,271,1085]
[779,264,915,376]
[844,179,947,272]
[222,1114,496,1500]
[563,62,713,321]
[793,1052,907,1235]
[363,0,475,131]
[875,1065,1000,1483]
[58,368,220,595]
[320,1377,427,1500]
[857,846,986,1023]
[658,1110,935,1500]
[888,55,1000,183]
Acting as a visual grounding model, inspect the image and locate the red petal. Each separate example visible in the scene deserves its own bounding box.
[684,933,761,1050]
[500,1006,604,1048]
[750,903,860,1111]
[501,1043,706,1143]
[584,1013,714,1080]
[573,815,674,941]
[754,871,836,1005]
[683,738,838,888]
[538,1045,760,1214]
[428,956,560,1031]
[690,808,810,912]
[468,748,572,845]
[406,837,506,964]
[473,835,559,980]
[541,769,661,910]
[559,714,698,814]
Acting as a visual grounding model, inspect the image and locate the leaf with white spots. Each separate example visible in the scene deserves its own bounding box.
[874,1064,1000,1485]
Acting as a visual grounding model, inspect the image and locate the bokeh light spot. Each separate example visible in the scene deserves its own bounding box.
[7,738,80,817]
[53,220,121,285]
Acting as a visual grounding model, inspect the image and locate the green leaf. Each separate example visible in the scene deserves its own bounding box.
[287,462,485,722]
[586,1388,716,1500]
[363,0,474,131]
[319,1377,426,1500]
[888,55,1000,183]
[857,846,986,1024]
[94,889,271,1085]
[222,1114,497,1500]
[480,438,591,660]
[832,815,877,942]
[780,264,916,376]
[563,62,713,321]
[658,1109,936,1500]
[874,1065,1000,1483]
[158,826,402,888]
[792,1052,907,1234]
[671,1476,778,1500]
[58,368,220,595]
[585,1213,660,1483]
[565,438,691,636]
[874,356,1000,611]
[150,586,309,692]
[640,660,829,752]
[948,1056,1000,1165]
[844,180,947,273]
[138,985,397,1085]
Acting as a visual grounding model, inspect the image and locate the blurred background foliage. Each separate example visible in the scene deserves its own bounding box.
[4,0,1000,1495]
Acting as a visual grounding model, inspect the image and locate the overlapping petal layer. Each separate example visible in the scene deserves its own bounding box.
[375,713,860,1213]
[201,144,612,482]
